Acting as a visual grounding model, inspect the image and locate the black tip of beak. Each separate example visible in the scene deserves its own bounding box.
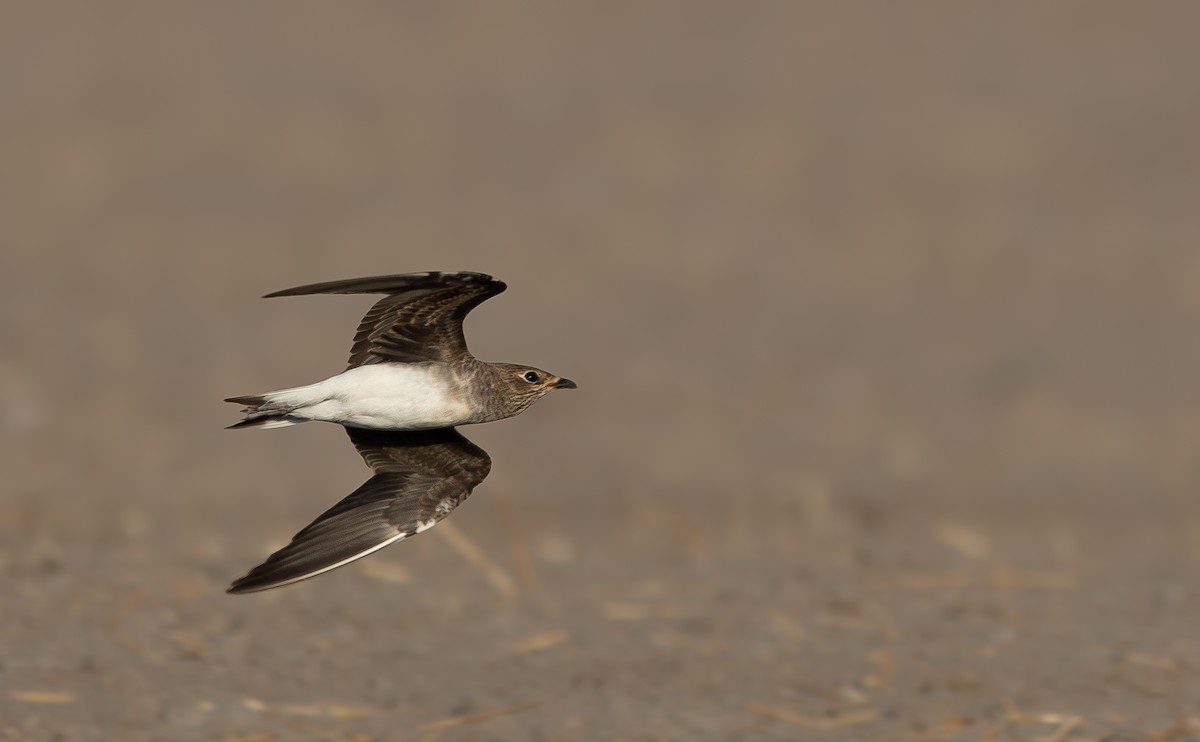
[554,377,577,390]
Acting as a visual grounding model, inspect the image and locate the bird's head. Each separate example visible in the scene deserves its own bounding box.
[492,363,577,414]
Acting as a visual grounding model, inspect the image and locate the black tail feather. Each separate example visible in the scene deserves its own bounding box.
[225,414,304,430]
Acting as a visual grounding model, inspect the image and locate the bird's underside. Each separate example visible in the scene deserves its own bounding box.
[224,271,573,593]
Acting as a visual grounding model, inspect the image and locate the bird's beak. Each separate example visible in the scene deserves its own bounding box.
[553,377,578,390]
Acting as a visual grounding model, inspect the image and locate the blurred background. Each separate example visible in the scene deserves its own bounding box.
[3,3,1200,740]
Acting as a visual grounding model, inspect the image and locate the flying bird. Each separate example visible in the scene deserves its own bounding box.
[224,272,575,593]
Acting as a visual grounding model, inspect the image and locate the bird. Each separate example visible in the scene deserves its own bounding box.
[223,271,575,594]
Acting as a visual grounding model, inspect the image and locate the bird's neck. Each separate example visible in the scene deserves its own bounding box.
[467,361,532,423]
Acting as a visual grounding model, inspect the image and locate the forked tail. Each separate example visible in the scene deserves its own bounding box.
[224,394,304,430]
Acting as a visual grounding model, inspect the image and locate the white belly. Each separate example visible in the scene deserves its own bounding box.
[270,365,473,430]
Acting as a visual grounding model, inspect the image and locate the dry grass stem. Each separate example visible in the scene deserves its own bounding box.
[240,698,371,719]
[356,559,411,584]
[1122,652,1180,674]
[276,703,373,719]
[991,568,1078,590]
[1038,715,1083,742]
[745,701,878,729]
[769,609,807,640]
[435,519,517,600]
[909,715,974,740]
[1004,702,1083,727]
[935,520,991,559]
[10,691,76,704]
[603,602,690,620]
[514,628,568,654]
[418,701,541,732]
[1147,717,1200,741]
[222,733,279,742]
[869,570,974,590]
[494,488,539,593]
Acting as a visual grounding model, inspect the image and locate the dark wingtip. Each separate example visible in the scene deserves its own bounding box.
[226,570,276,594]
[225,419,261,430]
[261,271,504,298]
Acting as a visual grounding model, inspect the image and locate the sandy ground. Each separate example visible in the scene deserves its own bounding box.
[3,3,1200,740]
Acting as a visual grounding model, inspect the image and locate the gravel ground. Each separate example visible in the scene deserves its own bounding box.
[3,3,1200,740]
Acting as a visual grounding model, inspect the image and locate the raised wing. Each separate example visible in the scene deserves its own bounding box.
[227,426,492,594]
[265,271,507,367]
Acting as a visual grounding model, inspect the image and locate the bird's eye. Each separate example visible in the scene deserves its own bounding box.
[523,371,540,383]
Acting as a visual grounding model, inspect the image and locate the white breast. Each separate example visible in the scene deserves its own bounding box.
[274,364,473,430]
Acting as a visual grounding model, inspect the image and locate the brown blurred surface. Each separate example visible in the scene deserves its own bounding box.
[3,3,1200,740]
